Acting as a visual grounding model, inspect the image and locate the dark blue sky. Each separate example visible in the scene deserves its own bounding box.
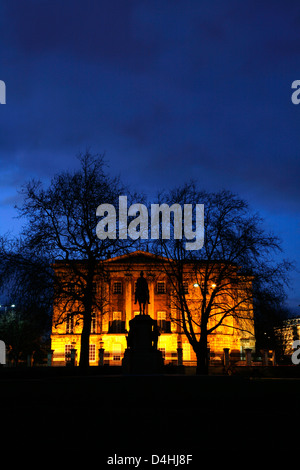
[0,0,299,311]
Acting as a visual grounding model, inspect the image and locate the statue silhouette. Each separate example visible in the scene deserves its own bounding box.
[134,271,150,315]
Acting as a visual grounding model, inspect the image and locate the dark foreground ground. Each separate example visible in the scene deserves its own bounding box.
[1,367,300,457]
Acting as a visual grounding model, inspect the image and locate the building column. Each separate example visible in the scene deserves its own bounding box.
[125,275,132,329]
[177,335,183,366]
[70,348,77,367]
[148,279,155,318]
[98,348,105,366]
[101,281,110,333]
[223,348,230,368]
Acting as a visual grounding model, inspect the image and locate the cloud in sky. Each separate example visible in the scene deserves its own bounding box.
[0,0,300,307]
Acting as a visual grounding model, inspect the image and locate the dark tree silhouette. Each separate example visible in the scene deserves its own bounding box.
[152,183,292,374]
[0,152,139,369]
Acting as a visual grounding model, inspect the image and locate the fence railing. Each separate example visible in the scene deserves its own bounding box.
[49,348,276,368]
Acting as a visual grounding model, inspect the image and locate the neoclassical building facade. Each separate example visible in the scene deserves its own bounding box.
[50,250,255,366]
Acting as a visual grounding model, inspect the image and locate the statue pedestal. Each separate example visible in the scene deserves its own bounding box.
[122,314,164,374]
[122,349,164,374]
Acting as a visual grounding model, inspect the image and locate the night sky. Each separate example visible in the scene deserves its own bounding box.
[0,1,299,311]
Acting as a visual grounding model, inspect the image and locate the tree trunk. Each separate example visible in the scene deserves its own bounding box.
[79,263,95,370]
[79,311,91,370]
[196,333,209,375]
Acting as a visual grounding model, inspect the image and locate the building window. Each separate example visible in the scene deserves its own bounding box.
[65,344,72,361]
[89,344,96,362]
[112,344,122,362]
[183,343,191,361]
[114,311,122,321]
[109,311,125,333]
[66,314,74,334]
[113,281,122,294]
[159,347,166,359]
[157,311,171,333]
[157,281,166,294]
[183,282,189,294]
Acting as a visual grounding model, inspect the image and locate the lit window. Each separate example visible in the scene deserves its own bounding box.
[113,311,122,321]
[65,344,73,361]
[112,344,122,362]
[157,311,171,333]
[183,282,189,294]
[157,311,166,322]
[159,347,166,359]
[89,344,96,362]
[157,281,166,294]
[183,343,191,361]
[109,311,125,333]
[113,281,122,294]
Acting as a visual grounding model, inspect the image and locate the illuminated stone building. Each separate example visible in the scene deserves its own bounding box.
[274,316,300,359]
[50,250,255,366]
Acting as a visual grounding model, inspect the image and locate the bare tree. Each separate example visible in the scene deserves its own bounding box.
[1,152,138,369]
[153,183,292,374]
